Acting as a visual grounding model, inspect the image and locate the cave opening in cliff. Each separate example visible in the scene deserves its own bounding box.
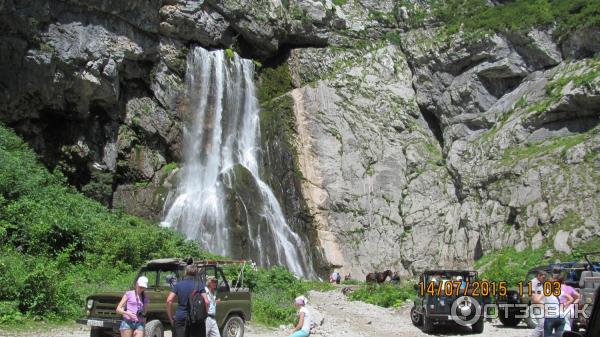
[421,108,444,148]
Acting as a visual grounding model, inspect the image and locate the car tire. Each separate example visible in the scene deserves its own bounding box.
[410,306,423,326]
[524,315,537,329]
[222,315,244,337]
[498,313,521,327]
[471,317,484,333]
[422,314,433,333]
[145,320,164,337]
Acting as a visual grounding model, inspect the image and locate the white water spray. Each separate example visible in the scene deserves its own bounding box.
[161,47,314,277]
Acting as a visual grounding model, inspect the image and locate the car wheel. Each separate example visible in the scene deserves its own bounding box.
[410,306,423,326]
[471,317,484,333]
[422,314,434,333]
[498,313,521,327]
[524,315,537,329]
[223,315,244,337]
[145,320,164,337]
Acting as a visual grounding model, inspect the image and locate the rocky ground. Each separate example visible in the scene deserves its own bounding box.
[0,290,531,337]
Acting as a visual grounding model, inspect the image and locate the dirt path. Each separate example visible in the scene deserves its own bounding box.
[245,289,532,337]
[0,289,532,337]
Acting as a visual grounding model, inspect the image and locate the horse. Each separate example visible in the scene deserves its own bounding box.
[365,270,393,283]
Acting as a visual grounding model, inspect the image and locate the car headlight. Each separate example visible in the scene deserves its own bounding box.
[86,299,94,310]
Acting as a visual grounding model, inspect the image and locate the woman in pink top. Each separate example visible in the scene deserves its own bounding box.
[116,276,149,337]
[557,275,579,331]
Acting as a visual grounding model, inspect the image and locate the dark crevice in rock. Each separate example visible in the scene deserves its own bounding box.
[421,108,444,148]
[448,55,490,77]
[260,47,292,69]
[478,74,524,98]
[507,207,519,229]
[474,237,483,261]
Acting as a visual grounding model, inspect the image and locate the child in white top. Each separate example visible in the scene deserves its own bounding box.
[289,296,311,337]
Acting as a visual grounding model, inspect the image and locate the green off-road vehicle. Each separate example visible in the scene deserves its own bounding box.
[410,270,486,333]
[77,258,251,337]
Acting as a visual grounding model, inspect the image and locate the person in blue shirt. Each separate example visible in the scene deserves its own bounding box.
[166,265,209,337]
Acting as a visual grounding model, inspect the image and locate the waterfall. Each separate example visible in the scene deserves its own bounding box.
[161,47,315,278]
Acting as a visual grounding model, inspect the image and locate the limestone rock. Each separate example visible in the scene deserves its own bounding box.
[553,230,571,254]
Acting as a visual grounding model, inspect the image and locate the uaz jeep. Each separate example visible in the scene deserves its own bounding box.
[76,258,251,337]
[410,270,485,333]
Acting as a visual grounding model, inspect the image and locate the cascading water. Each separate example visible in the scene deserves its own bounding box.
[161,46,315,278]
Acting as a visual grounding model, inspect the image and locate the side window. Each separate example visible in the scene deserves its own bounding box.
[202,266,215,286]
[159,268,182,289]
[137,270,159,289]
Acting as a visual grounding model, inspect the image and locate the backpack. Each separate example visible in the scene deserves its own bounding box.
[188,280,208,323]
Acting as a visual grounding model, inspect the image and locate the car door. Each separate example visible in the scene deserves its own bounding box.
[215,268,232,326]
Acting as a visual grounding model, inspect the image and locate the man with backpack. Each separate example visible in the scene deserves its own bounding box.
[167,265,209,337]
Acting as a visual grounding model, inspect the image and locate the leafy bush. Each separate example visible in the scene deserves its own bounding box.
[349,282,416,308]
[475,246,547,286]
[0,302,24,325]
[0,124,207,323]
[224,264,333,326]
[257,64,293,103]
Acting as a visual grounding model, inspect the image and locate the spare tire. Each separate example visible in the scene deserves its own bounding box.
[145,320,164,337]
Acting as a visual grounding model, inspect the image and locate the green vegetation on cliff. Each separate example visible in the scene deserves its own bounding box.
[476,236,600,286]
[407,0,600,39]
[0,124,210,323]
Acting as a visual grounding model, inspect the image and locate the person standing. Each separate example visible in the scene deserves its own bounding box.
[116,276,149,337]
[205,277,221,337]
[289,296,312,337]
[167,265,209,337]
[540,276,565,337]
[557,275,577,331]
[390,272,400,285]
[530,270,547,337]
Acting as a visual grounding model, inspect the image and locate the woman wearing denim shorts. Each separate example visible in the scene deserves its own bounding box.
[116,276,149,337]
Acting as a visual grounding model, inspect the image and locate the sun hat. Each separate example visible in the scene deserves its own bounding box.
[295,295,307,306]
[137,276,149,288]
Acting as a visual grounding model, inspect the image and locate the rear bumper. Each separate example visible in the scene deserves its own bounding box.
[76,317,121,329]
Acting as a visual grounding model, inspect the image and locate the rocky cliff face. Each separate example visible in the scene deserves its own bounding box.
[1,0,599,277]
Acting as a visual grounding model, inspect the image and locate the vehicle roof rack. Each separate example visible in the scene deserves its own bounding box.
[192,259,247,265]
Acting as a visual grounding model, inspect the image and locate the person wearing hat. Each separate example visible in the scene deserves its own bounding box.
[205,276,221,337]
[116,276,149,337]
[289,296,312,337]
